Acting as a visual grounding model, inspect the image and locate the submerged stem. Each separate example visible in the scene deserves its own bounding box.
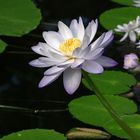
[83,71,140,140]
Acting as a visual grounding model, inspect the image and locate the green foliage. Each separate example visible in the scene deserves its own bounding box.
[99,7,140,31]
[111,0,133,6]
[69,95,137,127]
[104,114,140,139]
[0,40,7,53]
[0,0,41,37]
[0,129,66,140]
[82,71,136,95]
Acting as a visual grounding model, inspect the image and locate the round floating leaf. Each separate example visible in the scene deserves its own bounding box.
[69,95,137,127]
[111,0,133,6]
[82,71,136,95]
[100,7,140,31]
[0,0,41,36]
[104,114,140,139]
[0,129,66,140]
[0,40,7,53]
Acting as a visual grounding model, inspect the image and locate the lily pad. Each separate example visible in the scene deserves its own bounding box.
[82,71,136,95]
[111,0,133,6]
[0,0,41,36]
[69,95,137,127]
[0,129,66,140]
[0,40,7,53]
[104,114,140,139]
[100,7,140,31]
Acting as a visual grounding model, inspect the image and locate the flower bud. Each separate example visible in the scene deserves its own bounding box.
[123,53,139,69]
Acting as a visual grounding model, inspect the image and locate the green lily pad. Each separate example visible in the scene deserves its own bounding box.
[82,71,136,95]
[0,0,41,36]
[104,114,140,139]
[100,7,140,31]
[0,40,7,53]
[0,129,66,140]
[69,95,137,127]
[111,0,133,6]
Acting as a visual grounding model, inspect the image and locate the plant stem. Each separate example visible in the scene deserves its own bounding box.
[83,71,140,140]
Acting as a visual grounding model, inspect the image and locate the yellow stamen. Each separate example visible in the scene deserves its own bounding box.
[59,38,81,55]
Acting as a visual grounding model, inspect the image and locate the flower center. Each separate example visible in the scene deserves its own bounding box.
[59,38,81,55]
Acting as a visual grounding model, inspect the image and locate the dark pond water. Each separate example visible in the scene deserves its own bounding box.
[0,0,139,139]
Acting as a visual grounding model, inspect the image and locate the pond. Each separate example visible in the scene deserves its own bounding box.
[0,0,140,139]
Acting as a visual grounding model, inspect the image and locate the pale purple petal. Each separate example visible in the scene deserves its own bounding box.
[100,30,114,48]
[44,66,66,75]
[82,60,104,74]
[86,48,104,60]
[39,57,65,64]
[58,21,73,40]
[123,53,139,69]
[96,56,118,67]
[63,68,81,95]
[29,58,57,68]
[57,59,74,67]
[39,72,62,88]
[90,33,105,50]
[43,31,63,49]
[71,59,85,68]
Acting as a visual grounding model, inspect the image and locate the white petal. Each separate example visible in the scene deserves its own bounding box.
[70,19,78,37]
[86,48,104,60]
[29,58,58,68]
[32,42,64,58]
[43,31,63,49]
[31,42,48,56]
[120,32,128,42]
[129,31,136,42]
[96,56,118,67]
[73,46,90,58]
[82,60,104,74]
[44,66,66,75]
[58,21,73,40]
[39,72,62,88]
[71,59,85,68]
[48,50,66,60]
[90,33,105,50]
[63,68,81,94]
[57,59,74,67]
[80,35,90,49]
[70,17,85,41]
[100,31,114,48]
[77,17,85,41]
[85,19,98,43]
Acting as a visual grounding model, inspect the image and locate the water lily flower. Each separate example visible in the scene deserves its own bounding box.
[29,17,117,94]
[123,53,139,69]
[115,16,140,42]
[133,0,140,7]
[136,41,140,48]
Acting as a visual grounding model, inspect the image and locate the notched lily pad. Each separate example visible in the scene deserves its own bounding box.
[69,95,137,127]
[100,7,140,31]
[0,129,66,140]
[82,71,136,95]
[0,0,41,36]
